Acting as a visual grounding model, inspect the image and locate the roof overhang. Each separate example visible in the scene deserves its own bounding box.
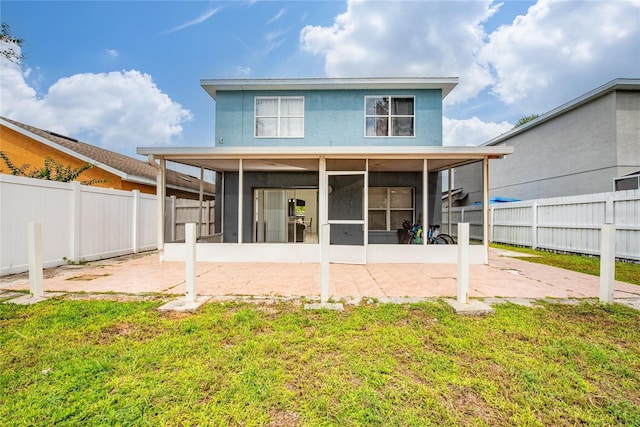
[200,77,459,100]
[137,145,513,173]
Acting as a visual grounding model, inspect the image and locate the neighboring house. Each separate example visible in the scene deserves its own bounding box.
[0,116,215,200]
[139,77,512,264]
[452,78,640,206]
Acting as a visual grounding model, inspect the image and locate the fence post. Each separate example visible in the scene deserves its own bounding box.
[170,195,177,242]
[457,223,470,304]
[599,224,616,304]
[28,222,44,298]
[70,181,81,263]
[132,190,140,253]
[321,224,330,303]
[605,195,614,224]
[489,206,495,243]
[531,201,538,250]
[185,223,196,303]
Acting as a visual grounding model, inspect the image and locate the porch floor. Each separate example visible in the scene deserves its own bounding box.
[1,249,639,303]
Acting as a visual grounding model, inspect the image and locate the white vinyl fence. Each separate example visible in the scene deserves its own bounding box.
[165,196,215,242]
[0,174,157,276]
[442,189,640,261]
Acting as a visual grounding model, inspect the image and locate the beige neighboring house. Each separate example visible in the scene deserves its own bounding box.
[0,116,214,199]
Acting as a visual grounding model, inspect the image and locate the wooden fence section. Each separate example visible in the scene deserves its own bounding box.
[0,174,157,276]
[442,189,640,261]
[165,196,215,242]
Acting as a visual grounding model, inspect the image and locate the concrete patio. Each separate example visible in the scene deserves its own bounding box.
[1,249,639,308]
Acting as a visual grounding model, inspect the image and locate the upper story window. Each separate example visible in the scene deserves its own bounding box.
[365,96,415,137]
[255,96,304,138]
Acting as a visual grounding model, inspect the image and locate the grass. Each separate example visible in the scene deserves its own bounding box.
[491,243,640,286]
[1,299,639,426]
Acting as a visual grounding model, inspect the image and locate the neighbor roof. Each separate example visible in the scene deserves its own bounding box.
[1,116,213,194]
[483,78,640,146]
[200,77,459,100]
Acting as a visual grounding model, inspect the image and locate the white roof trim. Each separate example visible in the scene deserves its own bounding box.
[137,145,513,159]
[200,77,459,100]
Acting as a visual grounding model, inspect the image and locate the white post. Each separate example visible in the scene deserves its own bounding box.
[70,181,81,263]
[321,223,330,303]
[457,222,470,305]
[237,159,243,244]
[132,190,140,253]
[531,201,538,250]
[599,224,616,304]
[185,223,196,302]
[170,195,177,242]
[28,222,44,298]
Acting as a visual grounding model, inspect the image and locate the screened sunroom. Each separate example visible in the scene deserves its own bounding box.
[138,145,512,265]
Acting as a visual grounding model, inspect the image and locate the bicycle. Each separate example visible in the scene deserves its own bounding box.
[401,220,455,244]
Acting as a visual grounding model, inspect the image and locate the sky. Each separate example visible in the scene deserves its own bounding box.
[1,0,639,159]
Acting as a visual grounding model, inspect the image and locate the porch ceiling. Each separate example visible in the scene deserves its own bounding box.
[137,146,513,173]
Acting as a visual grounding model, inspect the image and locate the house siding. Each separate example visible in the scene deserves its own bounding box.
[0,124,156,194]
[214,89,443,147]
[454,88,639,204]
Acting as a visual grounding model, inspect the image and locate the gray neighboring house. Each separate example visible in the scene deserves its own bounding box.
[452,78,640,205]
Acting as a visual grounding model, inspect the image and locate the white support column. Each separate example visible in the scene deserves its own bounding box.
[482,156,490,264]
[198,166,204,239]
[237,159,243,244]
[185,223,196,303]
[321,223,330,303]
[70,181,81,263]
[423,159,428,244]
[220,172,225,236]
[447,166,453,234]
[132,189,140,253]
[318,156,327,227]
[157,157,166,261]
[457,222,470,304]
[599,224,616,304]
[28,222,44,298]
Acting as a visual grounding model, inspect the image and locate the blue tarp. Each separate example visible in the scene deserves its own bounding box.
[472,197,521,206]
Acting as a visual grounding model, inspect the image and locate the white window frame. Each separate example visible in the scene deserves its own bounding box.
[255,96,304,138]
[368,187,415,231]
[364,96,415,137]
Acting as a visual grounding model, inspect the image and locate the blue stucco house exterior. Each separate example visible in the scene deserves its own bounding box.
[139,78,512,264]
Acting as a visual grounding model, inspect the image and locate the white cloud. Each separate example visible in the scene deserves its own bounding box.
[266,8,286,25]
[300,0,499,105]
[105,49,119,57]
[480,0,640,112]
[165,7,220,34]
[1,44,193,154]
[443,116,513,146]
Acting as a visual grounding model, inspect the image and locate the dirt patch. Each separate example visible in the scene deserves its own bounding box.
[266,410,300,427]
[448,385,502,423]
[66,274,111,281]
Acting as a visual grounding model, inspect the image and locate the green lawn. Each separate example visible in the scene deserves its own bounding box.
[1,299,639,426]
[492,243,640,286]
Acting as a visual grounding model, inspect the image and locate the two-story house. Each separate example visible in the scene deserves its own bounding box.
[138,78,512,265]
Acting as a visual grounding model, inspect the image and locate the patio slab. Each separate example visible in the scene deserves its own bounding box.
[1,249,638,305]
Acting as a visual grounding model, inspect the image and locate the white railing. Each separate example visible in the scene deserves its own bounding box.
[442,189,640,261]
[0,174,157,276]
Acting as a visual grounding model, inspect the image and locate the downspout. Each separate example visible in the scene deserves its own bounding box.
[147,155,166,261]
